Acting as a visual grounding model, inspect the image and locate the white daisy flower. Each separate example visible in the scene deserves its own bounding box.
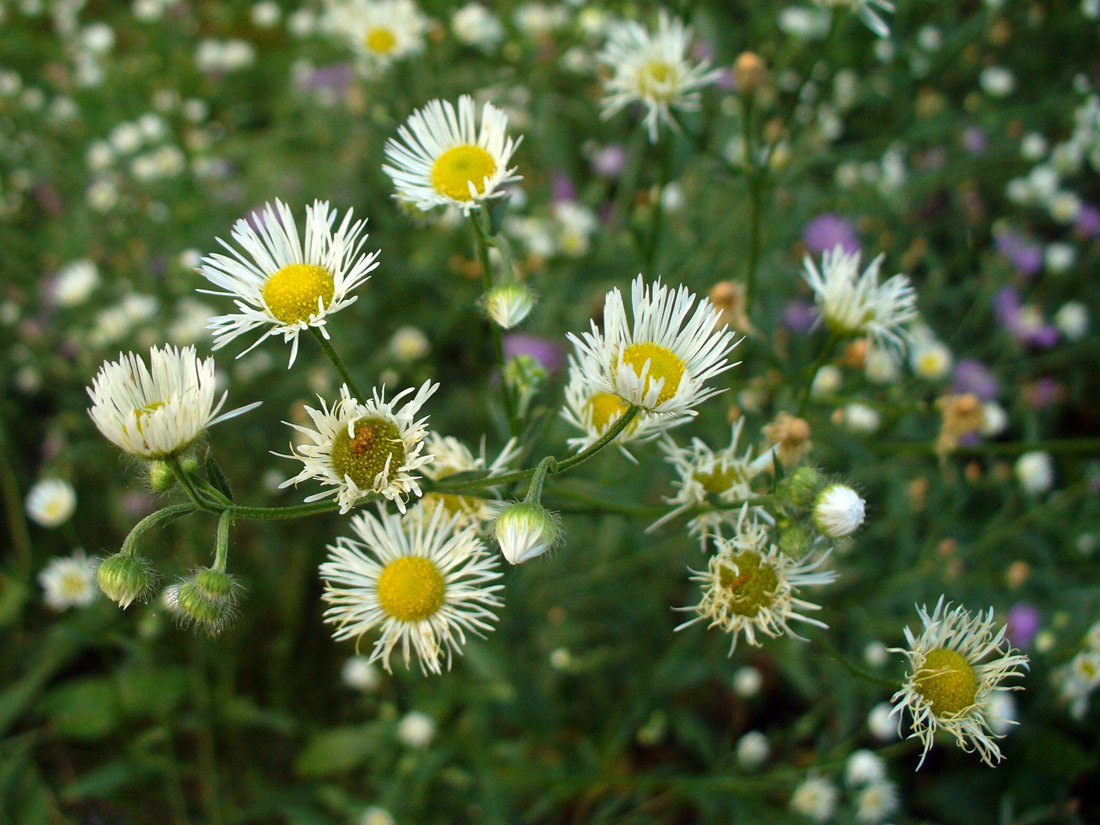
[319,506,504,674]
[650,420,776,541]
[419,433,520,528]
[88,345,259,459]
[889,598,1030,768]
[38,549,97,611]
[790,775,838,823]
[25,478,77,528]
[198,199,379,366]
[567,275,738,418]
[325,0,428,68]
[815,0,895,38]
[854,780,899,823]
[597,10,723,142]
[383,95,521,212]
[397,710,435,747]
[803,245,918,352]
[675,507,837,653]
[279,381,438,514]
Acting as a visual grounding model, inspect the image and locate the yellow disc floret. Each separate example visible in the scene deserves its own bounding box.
[330,417,406,490]
[915,648,979,716]
[376,556,446,622]
[365,27,397,54]
[585,391,633,434]
[694,466,738,495]
[431,145,497,201]
[638,60,679,100]
[622,342,686,406]
[717,552,779,618]
[262,264,335,325]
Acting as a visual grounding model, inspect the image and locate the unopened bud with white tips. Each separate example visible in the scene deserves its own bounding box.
[175,567,242,635]
[492,501,562,564]
[96,552,158,608]
[812,484,866,538]
[483,282,536,329]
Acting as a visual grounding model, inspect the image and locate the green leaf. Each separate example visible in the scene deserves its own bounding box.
[204,450,235,502]
[38,676,119,740]
[114,664,188,720]
[295,723,383,777]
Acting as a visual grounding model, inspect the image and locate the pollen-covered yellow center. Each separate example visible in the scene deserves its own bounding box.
[694,467,738,495]
[638,60,679,99]
[915,648,978,716]
[423,470,479,519]
[129,400,166,438]
[59,571,89,598]
[585,391,639,435]
[262,264,335,325]
[717,552,779,618]
[431,144,496,201]
[330,417,405,490]
[622,342,686,406]
[365,27,397,54]
[376,556,445,622]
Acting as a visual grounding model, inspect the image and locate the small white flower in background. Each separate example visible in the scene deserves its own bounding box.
[1021,132,1048,160]
[811,364,842,396]
[388,325,430,362]
[482,282,536,329]
[597,10,723,142]
[889,597,1029,767]
[988,688,1019,736]
[397,710,435,748]
[319,506,503,674]
[867,702,897,741]
[842,402,881,435]
[490,500,563,565]
[1054,301,1088,341]
[25,478,77,528]
[909,337,952,380]
[567,275,738,418]
[855,780,899,823]
[452,3,504,51]
[359,807,396,825]
[864,346,901,384]
[88,345,260,459]
[1049,190,1083,224]
[1045,242,1076,274]
[790,774,838,823]
[250,1,281,28]
[980,66,1016,98]
[803,245,918,351]
[384,95,522,213]
[864,640,889,668]
[325,0,428,68]
[39,550,97,611]
[279,381,437,514]
[779,7,831,39]
[549,647,572,670]
[980,402,1009,438]
[198,199,379,366]
[513,2,568,38]
[813,484,865,539]
[341,656,381,692]
[1015,451,1054,495]
[51,259,100,307]
[81,22,116,54]
[736,731,770,769]
[733,665,763,697]
[845,749,886,786]
[814,0,894,38]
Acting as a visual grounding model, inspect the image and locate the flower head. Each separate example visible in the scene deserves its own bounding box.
[88,345,259,459]
[279,381,438,514]
[319,506,504,674]
[567,275,737,419]
[325,0,428,68]
[889,598,1029,767]
[482,282,536,329]
[490,500,563,564]
[25,478,77,528]
[383,95,521,212]
[597,11,723,142]
[39,550,97,611]
[198,199,379,365]
[676,508,837,653]
[803,245,917,351]
[812,484,866,539]
[789,775,838,823]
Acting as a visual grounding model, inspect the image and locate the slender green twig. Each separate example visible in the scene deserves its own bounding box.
[795,331,842,417]
[120,503,197,556]
[741,91,764,309]
[309,327,364,400]
[814,631,897,690]
[0,416,33,581]
[212,510,232,571]
[167,458,218,512]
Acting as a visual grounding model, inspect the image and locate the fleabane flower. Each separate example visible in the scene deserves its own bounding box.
[88,345,259,459]
[889,598,1029,768]
[650,420,777,541]
[25,478,77,528]
[567,275,738,418]
[803,245,917,352]
[325,0,428,68]
[279,381,438,514]
[39,550,97,611]
[676,508,837,653]
[598,10,723,142]
[419,433,520,528]
[319,506,504,674]
[383,95,521,212]
[815,0,895,39]
[198,199,379,365]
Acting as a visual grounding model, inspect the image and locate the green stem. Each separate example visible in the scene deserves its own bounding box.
[795,331,842,417]
[120,503,196,556]
[310,327,364,400]
[523,457,557,505]
[167,458,217,512]
[470,213,521,438]
[212,510,232,572]
[0,416,32,582]
[814,632,897,690]
[645,139,673,271]
[226,500,344,520]
[741,91,763,309]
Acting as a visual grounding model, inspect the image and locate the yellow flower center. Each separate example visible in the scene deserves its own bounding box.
[621,342,686,406]
[365,27,397,54]
[694,466,738,495]
[128,400,167,440]
[330,417,405,490]
[638,60,679,99]
[431,144,497,201]
[915,648,979,716]
[422,470,479,519]
[585,391,639,435]
[376,556,445,622]
[262,263,335,325]
[717,552,779,618]
[59,571,89,598]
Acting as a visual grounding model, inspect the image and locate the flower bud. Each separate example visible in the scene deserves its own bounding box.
[778,465,823,507]
[733,52,766,93]
[483,282,536,329]
[492,501,562,565]
[778,521,814,559]
[174,568,242,634]
[148,460,177,492]
[812,484,866,539]
[96,552,158,608]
